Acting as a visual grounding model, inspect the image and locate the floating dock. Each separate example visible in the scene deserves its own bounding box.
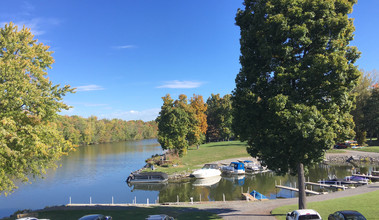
[275,185,321,195]
[305,182,346,189]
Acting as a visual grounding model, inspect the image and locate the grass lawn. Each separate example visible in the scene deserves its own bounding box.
[152,141,250,175]
[354,146,379,153]
[352,138,379,152]
[6,206,221,220]
[326,149,346,153]
[272,190,379,220]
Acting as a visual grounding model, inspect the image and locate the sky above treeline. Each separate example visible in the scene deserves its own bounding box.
[1,0,378,121]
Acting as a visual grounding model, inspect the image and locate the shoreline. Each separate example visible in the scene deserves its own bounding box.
[136,150,379,181]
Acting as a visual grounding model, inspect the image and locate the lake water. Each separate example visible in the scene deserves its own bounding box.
[0,139,376,218]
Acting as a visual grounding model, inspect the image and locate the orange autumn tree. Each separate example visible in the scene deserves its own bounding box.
[189,94,208,149]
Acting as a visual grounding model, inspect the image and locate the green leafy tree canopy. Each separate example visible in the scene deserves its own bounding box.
[233,0,360,208]
[0,22,74,194]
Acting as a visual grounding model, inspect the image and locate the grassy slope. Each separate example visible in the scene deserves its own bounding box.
[272,190,379,220]
[152,141,250,175]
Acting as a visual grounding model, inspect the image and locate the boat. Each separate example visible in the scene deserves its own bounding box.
[221,162,245,175]
[191,163,221,179]
[193,175,222,186]
[242,160,260,172]
[250,190,268,200]
[126,172,168,184]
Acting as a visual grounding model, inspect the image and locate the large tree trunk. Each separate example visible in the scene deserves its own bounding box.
[298,163,306,209]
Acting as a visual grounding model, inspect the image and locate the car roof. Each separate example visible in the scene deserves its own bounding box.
[338,210,363,215]
[294,209,320,215]
[79,214,104,220]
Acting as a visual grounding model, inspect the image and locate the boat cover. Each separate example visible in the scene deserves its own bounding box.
[250,190,268,200]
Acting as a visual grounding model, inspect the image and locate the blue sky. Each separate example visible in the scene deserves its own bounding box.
[1,0,378,121]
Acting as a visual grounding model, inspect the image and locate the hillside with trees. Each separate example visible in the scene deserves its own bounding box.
[55,115,158,146]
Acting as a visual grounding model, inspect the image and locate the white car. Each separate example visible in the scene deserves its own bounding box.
[286,209,322,220]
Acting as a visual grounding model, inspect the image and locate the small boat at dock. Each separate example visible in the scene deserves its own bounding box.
[221,162,245,175]
[126,172,168,184]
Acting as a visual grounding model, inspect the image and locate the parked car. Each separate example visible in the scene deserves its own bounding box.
[78,214,112,220]
[16,218,50,220]
[286,209,322,220]
[145,214,174,220]
[334,143,348,149]
[328,210,366,220]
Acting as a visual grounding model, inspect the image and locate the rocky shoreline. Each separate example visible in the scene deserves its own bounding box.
[325,151,379,165]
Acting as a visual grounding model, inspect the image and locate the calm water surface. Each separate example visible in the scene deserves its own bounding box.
[0,139,376,218]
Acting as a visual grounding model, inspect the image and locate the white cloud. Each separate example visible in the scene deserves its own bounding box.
[1,18,61,36]
[75,85,105,92]
[113,45,136,49]
[157,80,204,89]
[102,108,160,122]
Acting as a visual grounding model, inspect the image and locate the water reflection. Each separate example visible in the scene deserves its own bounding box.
[0,139,163,218]
[155,163,378,203]
[193,176,222,187]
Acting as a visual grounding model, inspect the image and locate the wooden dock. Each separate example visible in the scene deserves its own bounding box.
[305,182,346,189]
[352,174,379,181]
[241,193,258,201]
[275,185,321,195]
[241,193,268,201]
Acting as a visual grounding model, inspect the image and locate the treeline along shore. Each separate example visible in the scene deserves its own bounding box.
[55,115,158,146]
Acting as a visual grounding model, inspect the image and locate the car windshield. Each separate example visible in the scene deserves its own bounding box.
[299,215,321,220]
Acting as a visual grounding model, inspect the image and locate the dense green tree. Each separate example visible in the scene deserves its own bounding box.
[233,0,360,209]
[206,94,234,142]
[363,85,379,139]
[351,70,374,144]
[156,94,192,156]
[0,23,74,194]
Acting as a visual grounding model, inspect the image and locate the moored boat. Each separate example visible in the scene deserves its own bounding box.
[221,162,245,175]
[126,172,168,184]
[191,164,221,179]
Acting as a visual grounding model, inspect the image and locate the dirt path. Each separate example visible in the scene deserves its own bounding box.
[189,182,379,219]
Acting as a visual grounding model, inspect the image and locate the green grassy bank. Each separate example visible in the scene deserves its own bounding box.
[272,190,379,220]
[5,206,221,220]
[151,141,250,175]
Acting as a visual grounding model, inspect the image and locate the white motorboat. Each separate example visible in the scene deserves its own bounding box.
[191,164,221,179]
